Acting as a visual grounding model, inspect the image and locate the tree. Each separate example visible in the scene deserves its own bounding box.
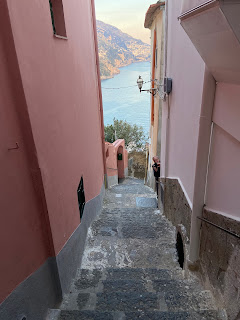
[104,118,146,148]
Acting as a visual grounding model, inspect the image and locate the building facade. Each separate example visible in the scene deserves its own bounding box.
[0,0,106,319]
[145,1,240,319]
[105,139,128,188]
[145,2,165,190]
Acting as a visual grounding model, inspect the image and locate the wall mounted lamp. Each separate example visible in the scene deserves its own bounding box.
[137,76,172,97]
[137,76,157,96]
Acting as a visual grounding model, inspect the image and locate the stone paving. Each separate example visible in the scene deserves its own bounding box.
[53,178,224,320]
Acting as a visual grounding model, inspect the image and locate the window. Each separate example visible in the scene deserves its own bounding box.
[77,177,85,220]
[49,0,67,38]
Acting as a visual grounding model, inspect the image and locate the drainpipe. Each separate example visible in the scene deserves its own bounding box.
[162,0,170,180]
[151,29,157,125]
[90,0,107,186]
[188,68,216,265]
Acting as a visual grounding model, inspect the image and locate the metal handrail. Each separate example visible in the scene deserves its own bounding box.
[197,216,240,239]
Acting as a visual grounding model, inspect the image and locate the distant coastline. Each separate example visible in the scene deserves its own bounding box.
[101,59,150,81]
[97,20,151,81]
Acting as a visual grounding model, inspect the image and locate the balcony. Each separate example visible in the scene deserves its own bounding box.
[179,0,240,84]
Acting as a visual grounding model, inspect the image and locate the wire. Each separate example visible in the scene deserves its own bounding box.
[101,80,151,90]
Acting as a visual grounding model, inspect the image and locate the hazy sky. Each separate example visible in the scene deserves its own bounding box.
[94,0,154,44]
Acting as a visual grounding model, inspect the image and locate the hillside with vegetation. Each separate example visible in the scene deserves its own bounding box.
[97,20,151,79]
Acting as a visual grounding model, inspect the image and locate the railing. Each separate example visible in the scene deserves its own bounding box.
[197,216,240,239]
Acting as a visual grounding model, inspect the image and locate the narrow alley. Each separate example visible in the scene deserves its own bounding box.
[51,178,223,320]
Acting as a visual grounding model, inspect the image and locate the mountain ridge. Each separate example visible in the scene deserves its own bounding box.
[97,20,151,80]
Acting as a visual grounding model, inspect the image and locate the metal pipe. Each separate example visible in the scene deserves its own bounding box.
[162,0,170,181]
[197,216,240,239]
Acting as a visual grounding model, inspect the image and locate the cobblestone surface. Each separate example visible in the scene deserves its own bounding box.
[57,178,223,320]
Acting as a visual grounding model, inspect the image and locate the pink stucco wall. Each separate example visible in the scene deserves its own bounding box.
[0,1,50,303]
[7,0,104,253]
[105,140,128,182]
[162,0,205,204]
[105,143,117,177]
[206,83,240,219]
[213,83,240,142]
[124,149,128,169]
[113,139,127,179]
[1,0,104,303]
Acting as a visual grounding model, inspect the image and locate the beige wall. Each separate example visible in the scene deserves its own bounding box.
[147,8,164,188]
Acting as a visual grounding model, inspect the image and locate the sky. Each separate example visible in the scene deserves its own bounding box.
[94,0,154,44]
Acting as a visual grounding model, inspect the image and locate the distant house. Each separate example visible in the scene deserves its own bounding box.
[145,1,240,318]
[105,139,128,187]
[0,0,106,319]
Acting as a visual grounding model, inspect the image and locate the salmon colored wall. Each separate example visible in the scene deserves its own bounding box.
[0,1,50,303]
[1,0,104,303]
[124,149,128,169]
[113,139,127,179]
[105,140,128,179]
[7,0,104,255]
[105,144,117,177]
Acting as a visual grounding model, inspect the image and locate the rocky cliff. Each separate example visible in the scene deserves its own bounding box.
[97,20,151,80]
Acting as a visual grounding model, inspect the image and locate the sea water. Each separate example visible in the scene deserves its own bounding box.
[101,61,151,137]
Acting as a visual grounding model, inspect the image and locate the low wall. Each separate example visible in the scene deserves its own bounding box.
[162,178,192,238]
[199,208,240,320]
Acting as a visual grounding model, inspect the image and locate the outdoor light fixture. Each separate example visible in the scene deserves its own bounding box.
[137,76,157,96]
[137,75,172,97]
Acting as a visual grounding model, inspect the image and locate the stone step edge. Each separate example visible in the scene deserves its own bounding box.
[58,309,227,320]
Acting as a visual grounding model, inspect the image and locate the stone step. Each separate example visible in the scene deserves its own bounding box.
[59,310,221,320]
[72,269,214,313]
[94,290,216,313]
[106,268,183,281]
[102,207,160,215]
[74,268,185,292]
[101,278,201,294]
[95,292,158,312]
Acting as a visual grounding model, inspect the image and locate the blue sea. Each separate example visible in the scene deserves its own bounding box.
[101,61,151,137]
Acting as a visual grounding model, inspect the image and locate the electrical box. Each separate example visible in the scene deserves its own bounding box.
[164,77,172,94]
[118,153,123,160]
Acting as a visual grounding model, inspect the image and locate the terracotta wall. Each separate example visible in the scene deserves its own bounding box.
[105,143,117,177]
[105,140,128,182]
[1,0,104,303]
[113,140,127,180]
[0,1,50,303]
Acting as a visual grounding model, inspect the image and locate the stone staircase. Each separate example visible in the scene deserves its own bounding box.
[48,178,225,320]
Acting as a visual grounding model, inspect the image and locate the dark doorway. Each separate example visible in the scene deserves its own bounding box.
[176,232,184,269]
[77,177,85,220]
